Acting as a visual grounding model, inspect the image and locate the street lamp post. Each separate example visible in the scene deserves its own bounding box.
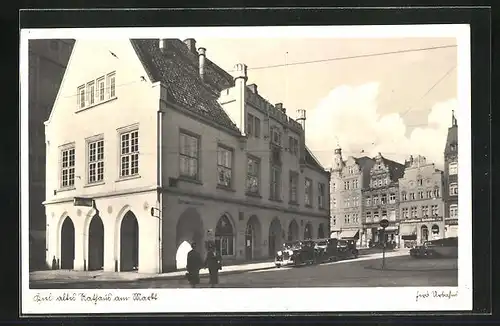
[379,218,389,270]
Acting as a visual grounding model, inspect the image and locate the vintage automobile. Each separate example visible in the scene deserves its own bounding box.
[336,239,359,260]
[313,238,340,263]
[275,240,316,268]
[410,237,458,258]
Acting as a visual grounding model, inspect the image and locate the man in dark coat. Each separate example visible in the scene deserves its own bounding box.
[205,243,222,288]
[186,242,203,288]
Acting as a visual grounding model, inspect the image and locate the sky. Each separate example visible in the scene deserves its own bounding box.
[196,37,458,170]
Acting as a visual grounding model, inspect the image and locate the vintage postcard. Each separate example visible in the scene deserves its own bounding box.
[20,24,472,314]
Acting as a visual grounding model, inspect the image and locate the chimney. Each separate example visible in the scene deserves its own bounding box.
[248,84,258,94]
[296,109,307,164]
[296,109,306,131]
[234,63,248,135]
[198,47,206,82]
[281,108,286,114]
[184,38,197,54]
[159,39,168,53]
[275,103,283,112]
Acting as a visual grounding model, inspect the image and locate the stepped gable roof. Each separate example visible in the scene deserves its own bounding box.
[130,39,239,133]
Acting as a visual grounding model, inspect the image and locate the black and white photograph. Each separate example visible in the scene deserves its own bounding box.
[21,24,472,314]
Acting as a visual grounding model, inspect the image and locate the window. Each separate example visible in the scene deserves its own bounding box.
[410,206,418,218]
[332,198,337,208]
[77,85,85,109]
[373,211,379,221]
[87,81,95,106]
[381,210,387,218]
[384,178,389,185]
[289,171,299,203]
[353,196,359,207]
[366,212,372,222]
[216,146,233,187]
[318,182,326,209]
[409,192,415,200]
[271,127,281,146]
[348,166,354,174]
[421,205,429,217]
[378,179,383,187]
[431,205,439,216]
[179,132,199,180]
[389,193,396,203]
[120,130,139,177]
[417,177,423,186]
[270,165,281,200]
[332,216,336,225]
[60,146,75,188]
[304,178,313,206]
[246,113,254,136]
[401,192,407,201]
[433,187,441,198]
[449,183,458,196]
[288,136,299,155]
[426,190,433,198]
[381,194,387,204]
[418,191,424,199]
[344,181,349,190]
[402,208,409,219]
[97,77,105,102]
[449,162,458,175]
[255,117,261,138]
[107,72,116,98]
[353,179,358,189]
[353,214,359,224]
[366,196,371,206]
[332,182,336,191]
[449,204,458,218]
[246,156,260,194]
[88,139,104,184]
[373,195,379,205]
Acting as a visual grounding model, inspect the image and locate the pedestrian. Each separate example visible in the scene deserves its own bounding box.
[186,242,203,288]
[205,243,222,288]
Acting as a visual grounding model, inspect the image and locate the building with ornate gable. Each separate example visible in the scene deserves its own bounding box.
[398,155,445,247]
[443,111,459,237]
[43,38,330,274]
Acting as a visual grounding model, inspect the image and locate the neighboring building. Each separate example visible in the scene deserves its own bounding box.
[28,39,75,271]
[329,145,374,247]
[398,155,445,248]
[362,153,405,247]
[443,111,459,237]
[43,38,330,274]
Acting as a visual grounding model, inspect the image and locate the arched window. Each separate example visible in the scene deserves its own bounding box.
[433,186,440,198]
[431,225,439,235]
[401,191,407,201]
[215,215,234,256]
[449,183,458,196]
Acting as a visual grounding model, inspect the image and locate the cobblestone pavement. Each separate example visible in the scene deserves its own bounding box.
[30,255,457,289]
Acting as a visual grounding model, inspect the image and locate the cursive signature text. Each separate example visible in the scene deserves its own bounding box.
[415,290,458,302]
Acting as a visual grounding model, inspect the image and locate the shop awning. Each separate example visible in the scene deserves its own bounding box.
[377,226,398,232]
[340,230,360,239]
[399,224,417,236]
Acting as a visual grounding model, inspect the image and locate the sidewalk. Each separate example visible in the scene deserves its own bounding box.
[30,249,407,284]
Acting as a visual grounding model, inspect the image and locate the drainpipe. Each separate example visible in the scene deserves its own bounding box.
[157,108,164,273]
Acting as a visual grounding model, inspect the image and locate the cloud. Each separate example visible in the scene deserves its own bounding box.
[305,83,457,170]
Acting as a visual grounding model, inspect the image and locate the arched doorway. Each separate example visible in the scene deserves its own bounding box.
[245,215,261,260]
[88,215,104,271]
[304,222,312,240]
[215,214,235,257]
[268,218,282,257]
[421,225,429,243]
[287,220,299,241]
[318,224,325,239]
[175,208,204,270]
[60,216,75,270]
[120,211,139,272]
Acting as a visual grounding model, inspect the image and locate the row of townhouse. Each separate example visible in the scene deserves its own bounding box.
[43,38,331,274]
[329,113,459,248]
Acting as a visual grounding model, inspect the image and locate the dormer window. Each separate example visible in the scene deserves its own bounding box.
[77,71,116,110]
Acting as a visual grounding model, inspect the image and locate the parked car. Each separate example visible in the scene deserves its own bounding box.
[410,237,458,259]
[275,240,316,268]
[337,239,359,259]
[313,238,340,263]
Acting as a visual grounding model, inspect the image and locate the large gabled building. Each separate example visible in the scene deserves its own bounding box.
[443,110,459,237]
[43,38,330,274]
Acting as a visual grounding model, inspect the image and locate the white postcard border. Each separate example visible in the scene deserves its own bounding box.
[20,24,472,314]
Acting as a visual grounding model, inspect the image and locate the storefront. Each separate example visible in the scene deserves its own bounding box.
[339,229,360,246]
[399,224,417,248]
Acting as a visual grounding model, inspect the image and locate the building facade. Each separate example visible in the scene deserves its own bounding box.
[443,111,459,237]
[330,146,374,246]
[398,155,445,247]
[43,38,330,274]
[362,153,405,247]
[28,39,75,270]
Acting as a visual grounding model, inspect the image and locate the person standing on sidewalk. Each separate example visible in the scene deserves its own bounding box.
[205,243,222,288]
[186,242,203,288]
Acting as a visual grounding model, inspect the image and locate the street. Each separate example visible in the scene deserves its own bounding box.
[30,254,457,289]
